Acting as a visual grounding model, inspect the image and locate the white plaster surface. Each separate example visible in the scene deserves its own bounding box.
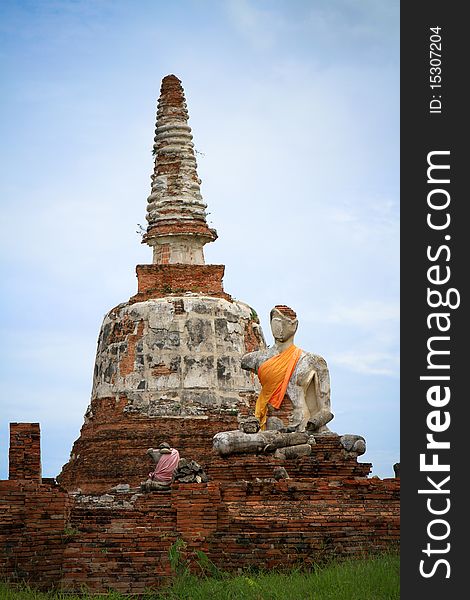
[90,295,265,417]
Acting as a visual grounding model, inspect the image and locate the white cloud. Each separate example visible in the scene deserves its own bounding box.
[330,349,399,377]
[1,387,88,427]
[0,329,96,381]
[303,300,399,377]
[226,0,287,50]
[313,300,399,328]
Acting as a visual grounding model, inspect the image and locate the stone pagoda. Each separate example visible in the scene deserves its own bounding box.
[58,75,265,492]
[1,76,399,595]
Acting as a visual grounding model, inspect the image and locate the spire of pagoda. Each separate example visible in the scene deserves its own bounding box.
[144,75,217,265]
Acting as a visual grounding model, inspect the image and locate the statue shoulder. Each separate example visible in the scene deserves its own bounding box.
[293,352,329,387]
[298,351,328,371]
[296,351,331,396]
[241,349,271,372]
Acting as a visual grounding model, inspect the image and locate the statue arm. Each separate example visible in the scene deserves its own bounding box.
[241,350,263,373]
[313,356,331,411]
[300,354,333,432]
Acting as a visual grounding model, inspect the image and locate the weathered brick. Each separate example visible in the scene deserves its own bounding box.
[131,264,231,302]
[9,423,41,481]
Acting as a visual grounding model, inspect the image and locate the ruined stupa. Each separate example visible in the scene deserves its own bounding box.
[58,75,265,492]
[1,76,399,594]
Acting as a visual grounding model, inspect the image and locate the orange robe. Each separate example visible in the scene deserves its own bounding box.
[255,345,302,429]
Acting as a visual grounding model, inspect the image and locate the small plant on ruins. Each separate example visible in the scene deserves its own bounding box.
[194,549,222,579]
[168,538,189,576]
[225,408,239,416]
[136,223,146,239]
[168,540,224,580]
[63,526,80,539]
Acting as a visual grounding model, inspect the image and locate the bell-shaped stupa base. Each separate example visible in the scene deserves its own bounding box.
[57,293,265,492]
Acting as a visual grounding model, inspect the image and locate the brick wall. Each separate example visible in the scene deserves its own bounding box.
[9,423,41,481]
[130,264,231,303]
[60,492,177,594]
[57,477,399,594]
[1,424,399,594]
[0,480,73,589]
[0,471,399,595]
[207,439,371,483]
[57,400,245,492]
[57,399,370,493]
[209,478,400,567]
[154,243,171,264]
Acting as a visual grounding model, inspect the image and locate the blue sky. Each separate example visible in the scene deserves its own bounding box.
[0,0,399,478]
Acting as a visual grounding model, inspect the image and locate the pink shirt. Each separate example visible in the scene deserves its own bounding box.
[150,449,180,483]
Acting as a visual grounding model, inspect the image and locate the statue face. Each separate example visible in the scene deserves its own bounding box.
[270,311,298,342]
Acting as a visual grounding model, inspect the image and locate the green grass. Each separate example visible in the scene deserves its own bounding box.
[0,553,399,600]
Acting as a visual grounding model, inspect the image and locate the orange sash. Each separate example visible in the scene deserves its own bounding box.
[255,345,302,429]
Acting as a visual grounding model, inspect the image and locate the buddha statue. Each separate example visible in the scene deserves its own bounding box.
[241,305,333,433]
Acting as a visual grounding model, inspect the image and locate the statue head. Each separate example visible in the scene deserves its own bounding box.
[270,305,298,343]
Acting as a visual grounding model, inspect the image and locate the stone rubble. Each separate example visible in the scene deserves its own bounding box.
[172,458,208,484]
